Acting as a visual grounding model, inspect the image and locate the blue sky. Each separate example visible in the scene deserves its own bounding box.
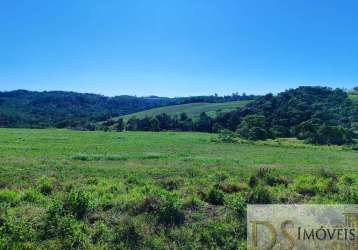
[0,0,357,97]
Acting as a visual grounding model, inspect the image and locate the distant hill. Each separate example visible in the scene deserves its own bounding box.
[118,100,252,121]
[0,90,256,128]
[115,86,358,145]
[215,86,358,138]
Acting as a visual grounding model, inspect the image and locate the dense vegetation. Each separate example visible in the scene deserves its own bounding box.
[0,129,357,249]
[107,87,358,145]
[0,90,254,129]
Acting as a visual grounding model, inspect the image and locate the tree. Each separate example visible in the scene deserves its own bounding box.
[196,112,213,132]
[126,117,139,131]
[236,115,272,140]
[113,118,124,132]
[149,117,160,131]
[295,120,320,140]
[314,125,353,145]
[179,112,188,121]
[156,113,172,130]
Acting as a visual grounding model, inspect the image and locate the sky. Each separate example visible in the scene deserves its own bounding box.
[0,0,357,97]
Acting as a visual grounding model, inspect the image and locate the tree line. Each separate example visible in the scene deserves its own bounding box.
[0,90,256,128]
[100,86,358,145]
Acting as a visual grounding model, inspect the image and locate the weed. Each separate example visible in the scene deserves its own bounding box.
[206,188,225,205]
[36,176,57,195]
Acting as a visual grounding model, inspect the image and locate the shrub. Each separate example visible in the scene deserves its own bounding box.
[292,175,318,196]
[0,212,35,249]
[206,188,225,205]
[182,195,203,210]
[113,218,144,248]
[337,176,358,203]
[214,172,229,182]
[63,190,92,219]
[246,186,272,204]
[91,222,112,245]
[226,195,246,219]
[248,176,258,188]
[291,175,336,197]
[218,180,248,193]
[195,220,240,249]
[338,185,358,203]
[264,175,289,187]
[57,216,90,249]
[126,174,142,185]
[0,189,19,206]
[155,192,185,226]
[309,125,353,145]
[135,189,185,226]
[316,167,338,181]
[217,129,238,143]
[351,144,358,151]
[256,167,271,178]
[237,115,273,141]
[21,188,43,203]
[339,175,355,186]
[36,176,56,195]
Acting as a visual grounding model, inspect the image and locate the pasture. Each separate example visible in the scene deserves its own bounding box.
[0,128,357,249]
[118,100,251,121]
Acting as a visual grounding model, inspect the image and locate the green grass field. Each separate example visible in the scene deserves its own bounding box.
[0,128,357,249]
[118,100,251,121]
[350,94,358,103]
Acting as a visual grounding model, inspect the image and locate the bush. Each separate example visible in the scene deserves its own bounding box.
[182,195,203,210]
[226,195,246,219]
[135,189,185,226]
[304,124,354,145]
[217,129,238,143]
[248,176,258,187]
[36,176,56,195]
[206,188,225,205]
[338,185,358,203]
[237,115,273,141]
[57,216,90,249]
[316,167,338,181]
[264,175,289,187]
[63,190,92,219]
[218,180,248,193]
[337,176,358,203]
[291,175,318,196]
[113,218,144,249]
[246,186,272,204]
[91,222,111,245]
[21,188,44,203]
[0,212,35,249]
[194,220,240,249]
[339,175,355,186]
[291,175,336,197]
[155,192,185,226]
[0,189,19,206]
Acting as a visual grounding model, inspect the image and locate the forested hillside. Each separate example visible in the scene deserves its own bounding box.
[112,87,358,145]
[0,90,254,128]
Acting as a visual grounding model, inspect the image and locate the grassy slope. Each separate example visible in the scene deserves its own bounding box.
[349,94,358,103]
[118,100,251,121]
